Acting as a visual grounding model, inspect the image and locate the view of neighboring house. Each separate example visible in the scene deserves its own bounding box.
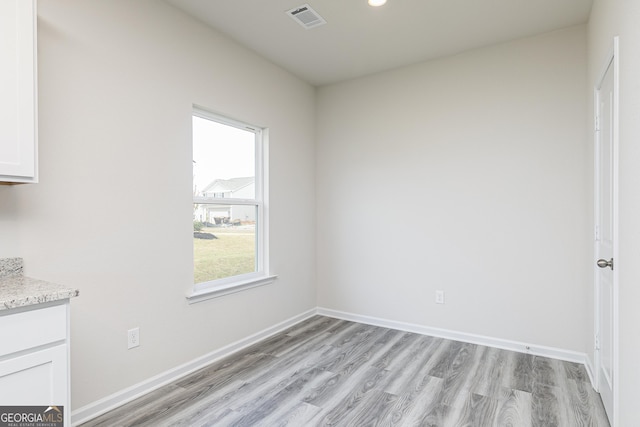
[194,177,255,224]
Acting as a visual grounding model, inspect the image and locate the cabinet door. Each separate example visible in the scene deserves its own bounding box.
[0,344,67,405]
[0,0,37,183]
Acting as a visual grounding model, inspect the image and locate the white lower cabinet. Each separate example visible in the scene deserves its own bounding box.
[0,345,67,404]
[0,303,70,425]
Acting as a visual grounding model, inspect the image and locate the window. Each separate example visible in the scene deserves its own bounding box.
[188,108,275,303]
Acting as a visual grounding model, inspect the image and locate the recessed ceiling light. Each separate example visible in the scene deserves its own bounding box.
[368,0,387,6]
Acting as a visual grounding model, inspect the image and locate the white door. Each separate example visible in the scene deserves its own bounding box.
[594,38,618,425]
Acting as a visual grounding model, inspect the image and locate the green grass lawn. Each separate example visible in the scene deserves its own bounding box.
[193,227,256,284]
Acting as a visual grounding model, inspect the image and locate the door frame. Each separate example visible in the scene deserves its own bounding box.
[593,36,619,425]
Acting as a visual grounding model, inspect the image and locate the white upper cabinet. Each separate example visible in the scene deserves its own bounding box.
[0,0,37,183]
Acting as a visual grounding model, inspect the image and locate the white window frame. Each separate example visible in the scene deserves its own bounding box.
[187,108,276,303]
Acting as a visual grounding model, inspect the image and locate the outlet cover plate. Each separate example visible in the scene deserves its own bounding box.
[127,327,140,349]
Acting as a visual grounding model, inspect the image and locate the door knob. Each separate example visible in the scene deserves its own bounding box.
[597,258,614,270]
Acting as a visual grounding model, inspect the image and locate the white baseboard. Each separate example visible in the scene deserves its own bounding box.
[317,307,590,369]
[584,354,597,390]
[70,308,317,426]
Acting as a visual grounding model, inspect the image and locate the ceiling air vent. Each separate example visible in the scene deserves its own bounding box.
[286,4,326,29]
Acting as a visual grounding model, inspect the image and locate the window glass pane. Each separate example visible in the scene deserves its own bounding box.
[193,115,255,199]
[193,204,257,284]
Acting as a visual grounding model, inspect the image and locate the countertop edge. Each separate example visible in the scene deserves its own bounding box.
[0,274,80,311]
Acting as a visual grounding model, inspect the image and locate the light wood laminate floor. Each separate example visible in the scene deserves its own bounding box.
[81,316,610,426]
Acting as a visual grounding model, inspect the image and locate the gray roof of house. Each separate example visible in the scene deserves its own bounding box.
[201,177,254,194]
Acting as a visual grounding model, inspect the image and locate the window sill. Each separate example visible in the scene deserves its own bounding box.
[186,274,278,304]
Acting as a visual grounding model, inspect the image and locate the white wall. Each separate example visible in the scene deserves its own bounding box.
[0,0,316,409]
[0,186,20,257]
[317,26,589,352]
[588,0,640,424]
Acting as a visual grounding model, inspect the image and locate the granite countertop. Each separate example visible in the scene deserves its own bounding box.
[0,258,79,310]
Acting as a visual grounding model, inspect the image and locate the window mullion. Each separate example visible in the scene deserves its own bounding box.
[193,197,258,206]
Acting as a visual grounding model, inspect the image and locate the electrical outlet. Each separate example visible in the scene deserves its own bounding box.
[127,327,140,349]
[435,290,445,304]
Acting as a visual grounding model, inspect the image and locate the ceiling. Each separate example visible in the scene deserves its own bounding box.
[165,0,593,86]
